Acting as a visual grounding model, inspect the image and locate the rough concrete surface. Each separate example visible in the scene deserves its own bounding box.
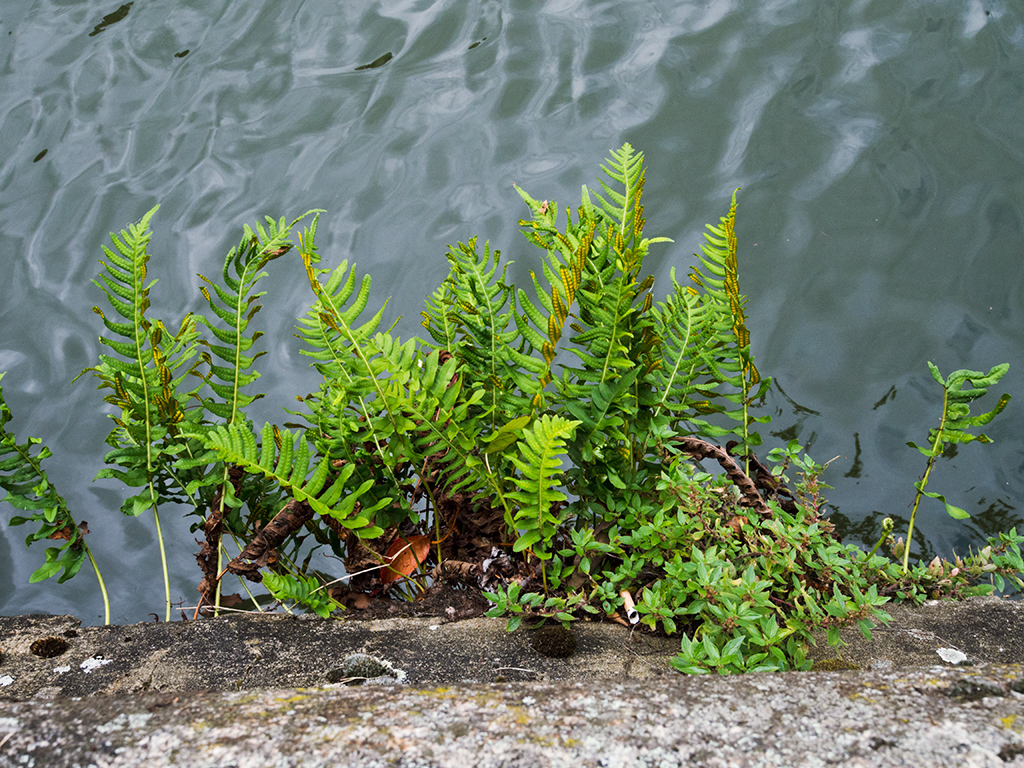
[0,597,1022,766]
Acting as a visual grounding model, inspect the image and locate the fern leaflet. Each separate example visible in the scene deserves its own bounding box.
[508,415,580,558]
[195,422,387,537]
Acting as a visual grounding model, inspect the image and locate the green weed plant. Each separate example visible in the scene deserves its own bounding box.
[1,144,1021,672]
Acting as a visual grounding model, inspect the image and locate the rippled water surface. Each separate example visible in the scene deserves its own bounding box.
[2,0,1023,623]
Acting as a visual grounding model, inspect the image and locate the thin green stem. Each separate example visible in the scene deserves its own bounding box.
[149,489,172,621]
[903,389,949,574]
[84,542,110,625]
[865,518,894,562]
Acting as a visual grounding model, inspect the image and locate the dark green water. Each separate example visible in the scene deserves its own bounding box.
[1,0,1022,624]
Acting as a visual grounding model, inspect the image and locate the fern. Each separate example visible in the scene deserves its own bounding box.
[186,211,320,613]
[296,257,408,523]
[0,375,110,621]
[423,238,530,414]
[591,143,648,243]
[198,215,309,423]
[297,258,388,429]
[78,205,202,620]
[903,362,1011,571]
[261,571,339,618]
[510,146,672,527]
[373,335,512,513]
[683,189,771,455]
[648,268,719,422]
[194,421,387,537]
[508,414,580,559]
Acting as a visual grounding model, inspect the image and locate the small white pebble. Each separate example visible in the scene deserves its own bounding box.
[522,696,536,705]
[0,675,13,687]
[53,666,71,674]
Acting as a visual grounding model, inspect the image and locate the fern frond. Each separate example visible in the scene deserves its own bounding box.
[421,279,461,353]
[295,259,430,527]
[296,258,389,437]
[0,376,92,586]
[507,414,580,558]
[682,190,771,452]
[591,143,646,241]
[195,422,386,537]
[262,571,339,618]
[366,337,510,512]
[429,238,528,414]
[81,208,205,465]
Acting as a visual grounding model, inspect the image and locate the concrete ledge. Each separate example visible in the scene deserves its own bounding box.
[1,597,1022,766]
[1,665,1023,767]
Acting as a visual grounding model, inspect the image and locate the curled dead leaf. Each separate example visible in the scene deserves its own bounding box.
[381,534,431,584]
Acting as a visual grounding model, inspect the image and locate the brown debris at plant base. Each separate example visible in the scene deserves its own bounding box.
[195,465,245,612]
[431,559,480,582]
[381,534,431,584]
[226,498,314,583]
[327,581,492,621]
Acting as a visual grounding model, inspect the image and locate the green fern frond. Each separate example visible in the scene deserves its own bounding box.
[0,376,108,613]
[427,238,528,413]
[592,144,645,239]
[515,145,670,398]
[296,258,389,432]
[507,414,580,558]
[195,220,291,423]
[682,190,771,452]
[366,337,510,511]
[78,207,208,619]
[262,571,339,618]
[195,422,386,538]
[296,258,430,527]
[82,208,205,461]
[421,279,461,353]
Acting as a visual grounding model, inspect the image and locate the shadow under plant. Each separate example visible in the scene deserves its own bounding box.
[1,144,1022,675]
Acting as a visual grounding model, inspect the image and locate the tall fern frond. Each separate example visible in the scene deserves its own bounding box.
[591,143,647,244]
[296,256,414,524]
[185,210,319,615]
[198,212,319,424]
[78,206,203,620]
[513,146,670,515]
[649,268,722,420]
[424,238,532,414]
[296,257,388,439]
[514,186,598,396]
[83,208,204,486]
[684,190,771,452]
[515,145,669,393]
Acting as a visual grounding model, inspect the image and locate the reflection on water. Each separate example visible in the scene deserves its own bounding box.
[1,0,1022,623]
